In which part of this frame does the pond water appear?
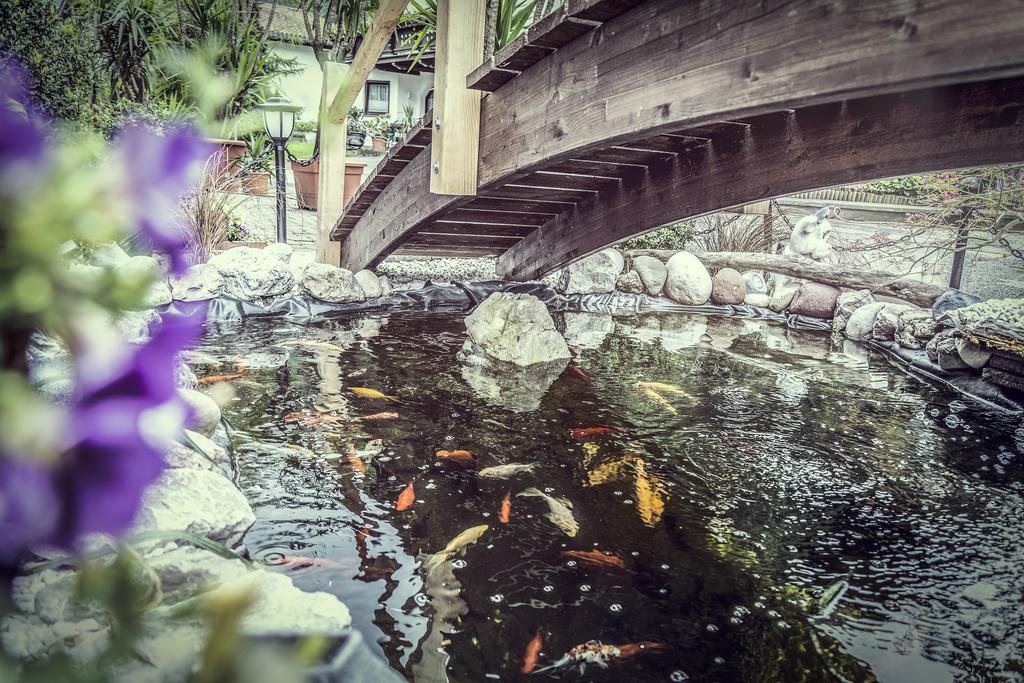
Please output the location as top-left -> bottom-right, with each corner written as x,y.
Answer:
193,309 -> 1024,682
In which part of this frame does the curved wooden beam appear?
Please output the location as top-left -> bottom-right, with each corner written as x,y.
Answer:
497,78 -> 1024,280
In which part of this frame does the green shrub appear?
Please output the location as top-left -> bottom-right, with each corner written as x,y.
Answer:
621,221 -> 699,250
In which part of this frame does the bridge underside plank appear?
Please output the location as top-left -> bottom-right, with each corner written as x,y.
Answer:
497,78 -> 1024,280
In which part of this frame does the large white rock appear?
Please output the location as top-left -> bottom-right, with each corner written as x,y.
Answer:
632,255 -> 668,296
115,309 -> 160,344
355,269 -> 383,298
768,283 -> 799,312
144,544 -> 251,605
170,264 -> 224,302
844,301 -> 888,341
133,468 -> 255,547
299,263 -> 365,303
379,274 -> 394,296
164,430 -> 228,473
116,255 -> 172,308
179,389 -> 221,438
663,251 -> 712,305
462,292 -> 570,366
263,242 -> 293,264
871,303 -> 912,341
209,247 -> 295,300
90,241 -> 131,268
556,249 -> 624,295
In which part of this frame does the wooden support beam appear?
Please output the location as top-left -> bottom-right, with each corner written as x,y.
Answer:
430,0 -> 486,195
496,78 -> 1024,281
624,251 -> 950,307
316,61 -> 348,266
326,0 -> 410,122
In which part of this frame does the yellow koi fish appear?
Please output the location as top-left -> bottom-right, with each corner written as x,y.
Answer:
424,524 -> 489,572
349,387 -> 400,402
277,339 -> 346,352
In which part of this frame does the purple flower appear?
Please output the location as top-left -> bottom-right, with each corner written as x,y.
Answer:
0,59 -> 46,188
0,454 -> 60,566
115,125 -> 212,275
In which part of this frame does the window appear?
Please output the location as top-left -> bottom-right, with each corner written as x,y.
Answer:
365,81 -> 390,115
424,89 -> 434,113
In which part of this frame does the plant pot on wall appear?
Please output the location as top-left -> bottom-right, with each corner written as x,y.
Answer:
205,138 -> 247,180
371,136 -> 387,153
347,130 -> 366,151
290,160 -> 367,212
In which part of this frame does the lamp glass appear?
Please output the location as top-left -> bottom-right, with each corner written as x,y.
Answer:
258,97 -> 301,142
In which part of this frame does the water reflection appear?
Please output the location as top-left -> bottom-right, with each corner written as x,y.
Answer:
195,310 -> 1024,683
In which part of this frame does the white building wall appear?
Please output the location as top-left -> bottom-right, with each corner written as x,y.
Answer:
270,41 -> 434,125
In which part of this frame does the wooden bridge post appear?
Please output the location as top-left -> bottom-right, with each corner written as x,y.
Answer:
429,0 -> 487,196
316,61 -> 348,267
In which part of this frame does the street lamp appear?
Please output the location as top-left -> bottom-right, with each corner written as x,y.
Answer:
257,96 -> 302,243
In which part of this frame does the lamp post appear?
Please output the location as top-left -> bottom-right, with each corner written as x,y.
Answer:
257,96 -> 302,244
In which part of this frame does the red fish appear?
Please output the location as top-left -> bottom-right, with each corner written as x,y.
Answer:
522,628 -> 543,674
570,426 -> 624,440
568,366 -> 591,382
499,491 -> 512,524
436,449 -> 478,464
198,372 -> 245,385
396,480 -> 416,511
561,549 -> 625,570
617,642 -> 668,658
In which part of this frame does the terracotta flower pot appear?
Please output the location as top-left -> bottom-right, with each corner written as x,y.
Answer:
218,241 -> 267,250
205,138 -> 247,180
371,136 -> 387,153
290,160 -> 367,212
241,171 -> 270,196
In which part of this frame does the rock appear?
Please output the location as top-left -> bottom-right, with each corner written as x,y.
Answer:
461,292 -> 570,367
768,283 -> 799,313
632,255 -> 668,296
740,270 -> 769,295
115,309 -> 160,344
164,430 -> 228,473
982,367 -> 1024,393
956,337 -> 992,369
832,289 -> 875,335
209,247 -> 295,300
263,242 -> 293,263
354,269 -> 383,298
38,378 -> 75,404
936,336 -> 970,371
556,249 -> 623,295
179,389 -> 220,438
990,352 -> 1024,375
615,270 -> 644,294
603,249 -> 625,274
845,301 -> 888,341
709,268 -> 746,305
90,242 -> 131,268
560,312 -> 614,351
175,358 -> 197,390
169,264 -> 224,302
299,263 -> 365,303
939,298 -> 1024,356
288,251 -> 315,280
379,275 -> 393,296
663,251 -> 712,305
895,309 -> 940,349
787,282 -> 840,319
133,468 -> 255,548
144,544 -> 251,605
871,304 -> 913,341
116,255 -> 172,308
931,289 -> 981,319
66,262 -> 107,288
744,293 -> 770,308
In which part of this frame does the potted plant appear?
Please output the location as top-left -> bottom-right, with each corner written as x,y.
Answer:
347,107 -> 367,151
368,115 -> 390,154
219,215 -> 267,250
239,133 -> 272,196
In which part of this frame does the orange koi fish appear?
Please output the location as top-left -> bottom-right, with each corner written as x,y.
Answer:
522,628 -> 543,674
198,372 -> 245,385
347,447 -> 366,473
396,480 -> 416,511
264,555 -> 348,570
354,411 -> 400,421
570,426 -> 624,440
499,492 -> 512,524
536,641 -> 666,673
436,449 -> 478,464
567,366 -> 591,382
560,549 -> 625,570
282,411 -> 343,427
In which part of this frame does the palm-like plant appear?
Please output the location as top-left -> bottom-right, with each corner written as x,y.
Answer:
402,0 -> 536,68
90,0 -> 171,102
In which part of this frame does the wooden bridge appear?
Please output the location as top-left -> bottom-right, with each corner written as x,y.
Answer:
314,0 -> 1024,281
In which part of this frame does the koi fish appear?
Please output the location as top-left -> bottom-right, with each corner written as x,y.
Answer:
535,641 -> 666,674
517,488 -> 579,537
396,480 -> 416,511
353,411 -> 400,421
349,387 -> 400,402
282,411 -> 344,426
278,339 -> 345,352
567,366 -> 591,382
263,555 -> 349,570
635,381 -> 695,401
570,426 -> 624,440
198,372 -> 245,385
347,447 -> 366,474
561,549 -> 625,570
478,463 -> 538,479
436,449 -> 478,464
423,524 -> 489,572
499,492 -> 512,524
639,386 -> 679,415
522,628 -> 543,674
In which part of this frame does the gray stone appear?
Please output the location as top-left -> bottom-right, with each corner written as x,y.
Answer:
179,389 -> 220,438
38,378 -> 75,404
663,251 -> 712,304
982,367 -> 1024,392
175,358 -> 197,390
956,337 -> 992,369
354,269 -> 383,298
209,247 -> 295,300
895,309 -> 939,349
144,544 -> 251,605
170,264 -> 224,302
556,249 -> 623,295
788,282 -> 840,318
709,268 -> 746,305
632,255 -> 668,296
116,255 -> 172,308
379,274 -> 393,296
768,283 -> 799,313
461,292 -> 570,367
990,352 -> 1024,375
165,430 -> 228,473
90,242 -> 131,268
116,309 -> 160,343
740,270 -> 769,295
133,468 -> 255,547
263,242 -> 293,263
288,251 -> 315,280
931,289 -> 982,319
616,270 -> 645,294
832,289 -> 875,335
744,293 -> 771,308
940,298 -> 1024,352
299,263 -> 365,303
871,304 -> 913,341
845,301 -> 888,341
